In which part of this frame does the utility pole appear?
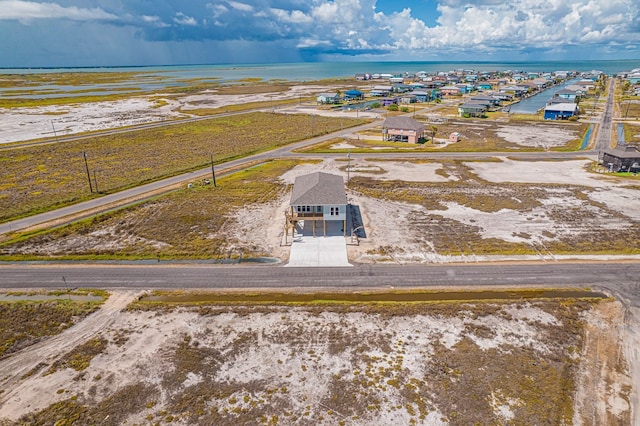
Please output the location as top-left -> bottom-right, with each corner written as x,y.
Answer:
347,150 -> 351,184
51,121 -> 59,143
210,154 -> 217,187
83,151 -> 93,193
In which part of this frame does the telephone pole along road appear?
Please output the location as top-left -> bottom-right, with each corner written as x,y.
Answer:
0,78 -> 615,236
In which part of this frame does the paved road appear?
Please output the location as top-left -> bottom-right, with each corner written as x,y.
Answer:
593,78 -> 616,153
1,262 -> 639,304
0,79 -> 615,236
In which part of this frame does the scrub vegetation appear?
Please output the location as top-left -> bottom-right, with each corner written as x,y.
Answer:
6,292 -> 630,425
297,118 -> 589,153
0,160 -> 301,260
350,163 -> 640,256
0,112 -> 367,223
0,290 -> 107,358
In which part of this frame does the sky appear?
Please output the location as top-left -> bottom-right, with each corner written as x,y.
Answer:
0,0 -> 639,67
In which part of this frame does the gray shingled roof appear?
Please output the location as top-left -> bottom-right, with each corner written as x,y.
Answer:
382,116 -> 425,131
604,145 -> 640,159
290,172 -> 347,206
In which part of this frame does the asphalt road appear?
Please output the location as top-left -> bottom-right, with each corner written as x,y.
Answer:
1,262 -> 639,305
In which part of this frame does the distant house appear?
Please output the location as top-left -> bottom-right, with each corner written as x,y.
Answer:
355,73 -> 370,81
554,89 -> 579,101
392,84 -> 411,93
458,103 -> 488,117
289,172 -> 347,237
470,94 -> 501,107
600,145 -> 640,172
344,90 -> 364,101
399,94 -> 417,104
440,85 -> 462,96
317,93 -> 341,105
412,90 -> 432,103
544,103 -> 579,120
380,97 -> 398,107
382,116 -> 425,143
370,85 -> 392,97
477,83 -> 493,91
627,73 -> 640,85
501,85 -> 529,97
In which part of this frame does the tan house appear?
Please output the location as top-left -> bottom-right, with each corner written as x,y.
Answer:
289,172 -> 347,237
382,116 -> 425,143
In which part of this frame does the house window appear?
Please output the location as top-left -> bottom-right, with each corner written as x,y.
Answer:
297,206 -> 311,213
330,207 -> 340,216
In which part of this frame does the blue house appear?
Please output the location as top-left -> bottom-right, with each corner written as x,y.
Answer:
412,90 -> 432,102
544,103 -> 579,120
344,90 -> 364,101
554,89 -> 578,101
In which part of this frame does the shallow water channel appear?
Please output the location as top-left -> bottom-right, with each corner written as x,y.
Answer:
507,78 -> 581,114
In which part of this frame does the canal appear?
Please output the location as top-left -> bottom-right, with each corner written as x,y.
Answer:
506,78 -> 581,114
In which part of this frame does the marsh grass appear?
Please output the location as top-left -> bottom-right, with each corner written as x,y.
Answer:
0,112 -> 367,222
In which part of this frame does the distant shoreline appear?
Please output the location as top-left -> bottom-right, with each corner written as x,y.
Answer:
1,59 -> 638,79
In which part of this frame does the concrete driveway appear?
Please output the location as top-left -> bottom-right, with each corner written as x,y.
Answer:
286,220 -> 351,267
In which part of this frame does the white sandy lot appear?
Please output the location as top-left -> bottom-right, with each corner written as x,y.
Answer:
0,292 -> 630,424
0,85 -> 380,144
260,157 -> 640,264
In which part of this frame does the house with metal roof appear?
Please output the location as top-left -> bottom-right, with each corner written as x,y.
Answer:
344,90 -> 364,101
317,93 -> 341,104
382,116 -> 425,143
289,172 -> 347,237
543,103 -> 579,120
458,102 -> 488,117
554,89 -> 579,101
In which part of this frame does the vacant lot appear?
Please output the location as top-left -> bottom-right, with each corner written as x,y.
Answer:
0,290 -> 107,358
298,118 -> 590,153
0,290 -> 631,425
0,113 -> 366,222
3,158 -> 638,263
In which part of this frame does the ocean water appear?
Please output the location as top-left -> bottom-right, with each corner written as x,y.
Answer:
1,60 -> 638,94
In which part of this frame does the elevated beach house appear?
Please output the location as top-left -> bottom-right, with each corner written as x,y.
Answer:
382,116 -> 425,143
289,172 -> 347,237
317,93 -> 341,105
543,103 -> 579,120
600,145 -> 640,172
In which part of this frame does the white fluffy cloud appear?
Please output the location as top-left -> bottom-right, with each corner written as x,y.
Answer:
1,0 -> 639,66
0,0 -> 118,21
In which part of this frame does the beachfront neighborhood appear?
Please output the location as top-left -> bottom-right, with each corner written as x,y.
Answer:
316,68 -> 640,122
